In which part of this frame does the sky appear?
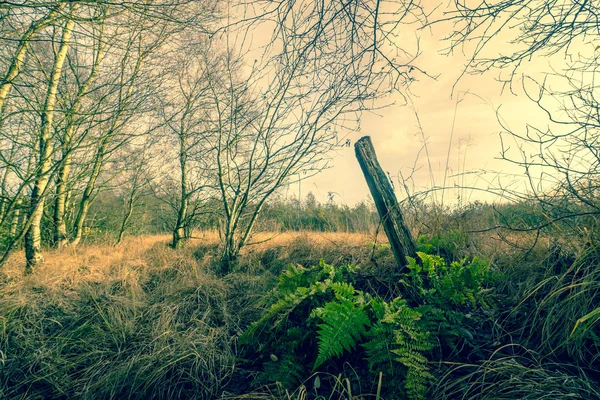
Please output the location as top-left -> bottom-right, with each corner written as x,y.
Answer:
288,3 -> 586,207
233,0 -> 597,207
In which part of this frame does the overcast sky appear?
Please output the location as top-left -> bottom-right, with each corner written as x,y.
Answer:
293,4 -> 589,207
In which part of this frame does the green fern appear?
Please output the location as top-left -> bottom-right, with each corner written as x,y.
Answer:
330,281 -> 358,300
393,340 -> 433,400
362,298 -> 401,387
240,257 -> 466,398
363,297 -> 433,400
241,279 -> 331,344
313,290 -> 370,369
407,252 -> 490,309
256,352 -> 306,388
277,261 -> 336,294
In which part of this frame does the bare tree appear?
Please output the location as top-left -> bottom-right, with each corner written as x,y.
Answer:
436,0 -> 600,240
0,0 -> 221,269
52,9 -> 109,248
24,4 -> 78,270
158,48 -> 217,249
114,137 -> 157,244
1,0 -> 424,271
68,27 -> 159,247
208,0 -> 427,273
0,3 -> 67,117
438,0 -> 600,84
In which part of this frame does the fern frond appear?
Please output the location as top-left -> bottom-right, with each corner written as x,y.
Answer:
277,264 -> 314,295
363,320 -> 395,373
363,296 -> 434,400
393,328 -> 434,400
330,282 -> 355,300
256,353 -> 307,388
241,285 -> 318,342
313,298 -> 370,369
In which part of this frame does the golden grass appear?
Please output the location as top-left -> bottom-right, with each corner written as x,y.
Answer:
2,234 -> 170,286
1,229 -> 598,399
1,231 -> 386,287
244,231 -> 379,249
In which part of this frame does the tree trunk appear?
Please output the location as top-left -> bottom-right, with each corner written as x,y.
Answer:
24,13 -> 76,271
219,230 -> 238,276
117,195 -> 134,245
354,136 -> 417,270
9,199 -> 21,237
53,156 -> 71,247
53,28 -> 105,248
0,199 -> 5,224
0,5 -> 64,115
172,137 -> 189,249
0,141 -> 18,224
71,148 -> 103,247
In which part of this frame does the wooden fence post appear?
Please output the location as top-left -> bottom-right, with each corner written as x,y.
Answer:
355,136 -> 417,269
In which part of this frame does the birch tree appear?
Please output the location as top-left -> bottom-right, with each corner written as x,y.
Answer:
0,0 -> 220,269
24,4 -> 77,270
160,53 -> 217,249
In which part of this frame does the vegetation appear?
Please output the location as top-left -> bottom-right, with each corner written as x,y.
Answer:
1,214 -> 599,398
2,0 -> 600,399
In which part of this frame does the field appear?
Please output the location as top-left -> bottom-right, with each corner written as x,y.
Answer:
1,228 -> 599,399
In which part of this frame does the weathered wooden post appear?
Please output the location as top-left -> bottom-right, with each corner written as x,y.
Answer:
355,136 -> 417,269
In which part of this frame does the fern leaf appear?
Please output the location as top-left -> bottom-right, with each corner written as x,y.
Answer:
330,282 -> 355,300
313,298 -> 370,369
363,320 -> 395,373
241,286 -> 315,343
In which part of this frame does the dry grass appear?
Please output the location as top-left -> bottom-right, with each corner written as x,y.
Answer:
0,231 -> 391,400
239,231 -> 388,273
2,234 -> 170,284
0,230 -> 384,296
431,350 -> 600,400
2,229 -> 598,399
0,233 -> 228,400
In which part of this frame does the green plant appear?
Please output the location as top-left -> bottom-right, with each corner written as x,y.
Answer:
362,297 -> 434,399
240,260 -> 434,399
509,245 -> 600,368
405,252 -> 491,309
400,252 -> 497,362
312,282 -> 370,369
431,352 -> 600,400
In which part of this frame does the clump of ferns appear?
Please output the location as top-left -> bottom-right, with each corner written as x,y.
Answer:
401,251 -> 498,362
240,260 -> 435,400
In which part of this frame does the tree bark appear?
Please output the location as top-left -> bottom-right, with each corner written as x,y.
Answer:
25,12 -> 76,271
172,136 -> 189,249
71,144 -> 104,247
53,158 -> 70,247
354,136 -> 417,270
9,199 -> 21,237
53,26 -> 106,248
117,195 -> 135,245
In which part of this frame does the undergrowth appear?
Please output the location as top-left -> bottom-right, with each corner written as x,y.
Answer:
0,243 -> 272,399
1,230 -> 600,399
239,246 -> 495,399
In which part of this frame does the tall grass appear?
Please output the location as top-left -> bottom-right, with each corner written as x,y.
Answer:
0,232 -> 383,399
1,236 -> 242,399
431,350 -> 600,399
1,226 -> 599,399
